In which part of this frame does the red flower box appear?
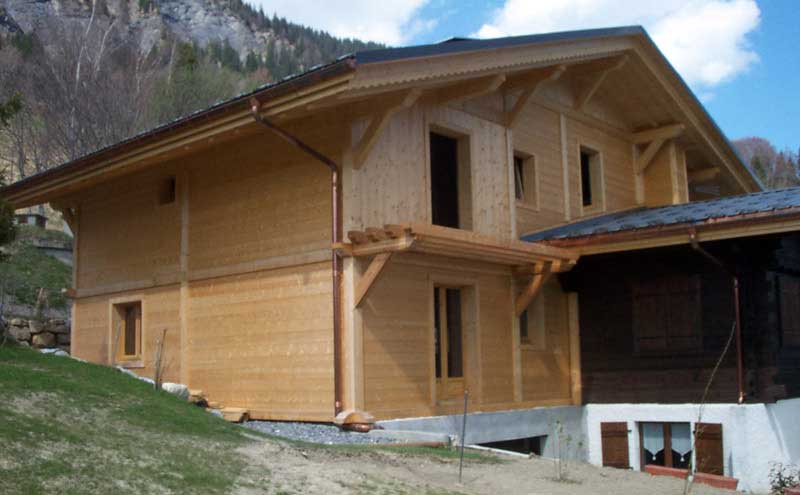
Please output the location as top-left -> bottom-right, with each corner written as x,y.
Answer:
645,465 -> 688,479
644,465 -> 739,491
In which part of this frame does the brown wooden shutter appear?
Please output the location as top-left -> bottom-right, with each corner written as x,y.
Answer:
601,422 -> 630,469
695,423 -> 723,475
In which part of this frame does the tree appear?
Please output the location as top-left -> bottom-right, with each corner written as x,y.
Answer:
0,95 -> 19,249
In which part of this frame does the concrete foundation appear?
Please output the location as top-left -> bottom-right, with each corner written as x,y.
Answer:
377,398 -> 800,493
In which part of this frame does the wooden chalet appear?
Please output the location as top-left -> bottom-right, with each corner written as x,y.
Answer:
4,26 -> 797,489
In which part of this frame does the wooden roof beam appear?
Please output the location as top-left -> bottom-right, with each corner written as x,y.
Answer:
353,88 -> 422,170
354,252 -> 393,308
636,138 -> 666,174
574,54 -> 628,111
505,65 -> 566,128
436,73 -> 506,106
689,167 -> 721,183
633,123 -> 685,144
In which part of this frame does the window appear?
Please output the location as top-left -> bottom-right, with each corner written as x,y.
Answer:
632,275 -> 701,353
434,287 -> 463,379
159,176 -> 176,205
114,302 -> 142,361
430,131 -> 471,229
640,422 -> 692,470
777,274 -> 800,348
514,152 -> 537,207
579,147 -> 602,210
519,289 -> 546,350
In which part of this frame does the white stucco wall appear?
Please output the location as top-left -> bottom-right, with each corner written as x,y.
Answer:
583,398 -> 800,492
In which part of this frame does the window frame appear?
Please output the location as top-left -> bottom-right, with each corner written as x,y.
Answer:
426,122 -> 474,231
513,151 -> 539,211
109,296 -> 145,368
577,144 -> 605,215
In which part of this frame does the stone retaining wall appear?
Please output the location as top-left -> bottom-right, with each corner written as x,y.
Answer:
3,317 -> 70,352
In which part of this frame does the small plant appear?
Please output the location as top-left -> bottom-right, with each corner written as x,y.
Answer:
551,418 -> 580,483
769,462 -> 800,495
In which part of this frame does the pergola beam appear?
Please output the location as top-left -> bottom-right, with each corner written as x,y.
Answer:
354,252 -> 393,308
689,167 -> 721,183
633,123 -> 685,144
515,260 -> 560,317
636,138 -> 666,174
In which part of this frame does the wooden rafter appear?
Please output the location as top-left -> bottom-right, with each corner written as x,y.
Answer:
574,55 -> 628,111
633,123 -> 685,144
354,252 -> 393,308
505,65 -> 566,128
689,167 -> 720,183
436,73 -> 506,106
353,88 -> 422,170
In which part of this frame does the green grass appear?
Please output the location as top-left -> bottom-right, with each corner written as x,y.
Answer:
0,344 -> 249,495
0,241 -> 72,310
0,344 -> 498,494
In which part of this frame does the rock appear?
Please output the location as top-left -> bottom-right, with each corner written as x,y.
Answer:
161,382 -> 190,400
28,320 -> 45,334
17,341 -> 30,347
116,366 -> 156,385
221,407 -> 249,423
7,325 -> 31,343
51,325 -> 70,335
58,345 -> 70,354
32,332 -> 56,348
56,333 -> 70,345
49,319 -> 67,326
207,409 -> 223,418
40,348 -> 69,357
10,318 -> 25,327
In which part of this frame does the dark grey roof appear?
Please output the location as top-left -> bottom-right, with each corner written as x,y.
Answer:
354,26 -> 645,64
522,187 -> 800,242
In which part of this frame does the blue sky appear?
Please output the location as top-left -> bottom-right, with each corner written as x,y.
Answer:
251,0 -> 797,150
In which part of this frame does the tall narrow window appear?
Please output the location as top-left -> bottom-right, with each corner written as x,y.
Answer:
514,155 -> 525,200
519,288 -> 546,349
115,302 -> 142,361
159,176 -> 176,205
580,149 -> 594,207
430,131 -> 471,229
514,152 -> 537,207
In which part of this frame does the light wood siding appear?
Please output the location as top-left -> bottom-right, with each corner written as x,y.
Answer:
77,167 -> 181,291
351,103 -> 512,239
187,262 -> 333,421
644,144 -> 675,207
72,286 -> 182,383
521,280 -> 573,401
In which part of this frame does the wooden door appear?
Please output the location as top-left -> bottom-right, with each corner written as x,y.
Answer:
434,286 -> 465,402
695,423 -> 724,475
601,422 -> 630,469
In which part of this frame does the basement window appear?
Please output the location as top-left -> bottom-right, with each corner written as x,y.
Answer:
579,147 -> 602,211
114,301 -> 142,362
480,436 -> 547,456
430,131 -> 472,230
640,422 -> 692,470
159,176 -> 176,205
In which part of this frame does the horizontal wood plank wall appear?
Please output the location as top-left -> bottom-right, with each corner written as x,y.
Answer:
521,280 -> 573,402
479,271 -> 515,404
187,262 -> 333,421
76,166 -> 181,290
644,144 -> 675,207
72,285 -> 182,383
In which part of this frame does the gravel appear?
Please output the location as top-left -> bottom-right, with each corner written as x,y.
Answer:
242,421 -> 402,445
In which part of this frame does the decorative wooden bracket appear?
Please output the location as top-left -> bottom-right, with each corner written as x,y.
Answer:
505,65 -> 566,128
354,252 -> 393,308
51,203 -> 78,231
515,260 -> 564,317
574,55 -> 628,111
634,123 -> 686,174
436,73 -> 506,106
353,88 -> 422,170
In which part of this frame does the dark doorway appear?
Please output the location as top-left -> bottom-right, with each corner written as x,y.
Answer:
430,132 -> 460,228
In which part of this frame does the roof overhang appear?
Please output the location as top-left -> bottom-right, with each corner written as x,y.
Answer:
540,207 -> 800,256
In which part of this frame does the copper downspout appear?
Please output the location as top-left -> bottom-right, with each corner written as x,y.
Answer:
250,99 -> 345,416
688,230 -> 745,404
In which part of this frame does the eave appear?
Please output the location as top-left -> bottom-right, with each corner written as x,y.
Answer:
541,207 -> 800,256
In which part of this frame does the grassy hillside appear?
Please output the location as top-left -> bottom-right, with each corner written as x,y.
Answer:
0,344 -> 250,494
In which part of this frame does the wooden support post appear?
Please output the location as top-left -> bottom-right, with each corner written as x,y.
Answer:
353,88 -> 422,169
354,252 -> 392,308
575,55 -> 628,111
515,261 -> 553,317
179,170 -> 190,385
505,66 -> 566,128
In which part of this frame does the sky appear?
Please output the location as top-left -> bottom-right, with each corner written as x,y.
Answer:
248,0 -> 798,151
